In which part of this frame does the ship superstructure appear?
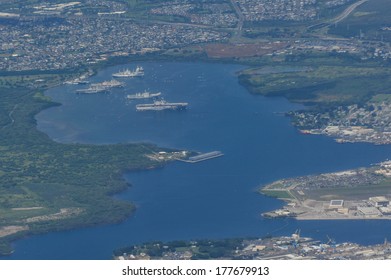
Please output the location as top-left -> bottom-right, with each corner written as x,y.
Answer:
65,78 -> 90,85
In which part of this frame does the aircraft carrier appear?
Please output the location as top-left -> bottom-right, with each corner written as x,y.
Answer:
136,99 -> 188,111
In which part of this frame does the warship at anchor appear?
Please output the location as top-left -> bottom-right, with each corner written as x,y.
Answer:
136,99 -> 188,111
112,66 -> 144,78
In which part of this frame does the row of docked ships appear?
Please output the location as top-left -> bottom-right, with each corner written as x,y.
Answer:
74,66 -> 188,111
114,66 -> 188,111
75,66 -> 144,93
127,91 -> 187,111
75,79 -> 124,94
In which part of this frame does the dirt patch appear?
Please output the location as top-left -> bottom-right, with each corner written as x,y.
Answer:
204,42 -> 288,58
0,225 -> 29,238
12,207 -> 44,211
24,208 -> 83,223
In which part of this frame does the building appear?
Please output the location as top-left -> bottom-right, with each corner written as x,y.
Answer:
329,200 -> 344,209
369,196 -> 390,207
357,206 -> 382,218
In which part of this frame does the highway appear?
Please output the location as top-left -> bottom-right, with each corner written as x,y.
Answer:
332,0 -> 369,24
229,0 -> 244,41
308,0 -> 369,31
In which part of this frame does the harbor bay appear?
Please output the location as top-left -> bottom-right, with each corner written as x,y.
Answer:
4,61 -> 391,259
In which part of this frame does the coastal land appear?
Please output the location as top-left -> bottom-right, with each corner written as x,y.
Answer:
238,66 -> 391,145
113,234 -> 391,260
0,83 -> 190,255
261,161 -> 391,220
1,0 -> 391,258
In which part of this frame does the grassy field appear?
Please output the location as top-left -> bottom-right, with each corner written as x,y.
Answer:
0,73 -> 71,89
114,0 -> 209,23
261,190 -> 294,200
370,94 -> 391,103
304,180 -> 391,201
261,174 -> 391,202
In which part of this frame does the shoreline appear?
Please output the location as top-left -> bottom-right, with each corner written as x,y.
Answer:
2,55 -> 391,257
0,79 -> 175,256
0,57 -> 239,256
261,161 -> 391,221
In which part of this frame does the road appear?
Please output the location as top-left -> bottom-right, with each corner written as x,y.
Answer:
1,104 -> 17,130
308,0 -> 369,31
229,0 -> 244,41
332,0 -> 369,24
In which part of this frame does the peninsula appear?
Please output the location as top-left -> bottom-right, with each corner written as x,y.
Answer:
0,83 -> 189,255
261,161 -> 391,220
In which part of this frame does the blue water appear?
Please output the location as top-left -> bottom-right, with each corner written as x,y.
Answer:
4,62 -> 391,259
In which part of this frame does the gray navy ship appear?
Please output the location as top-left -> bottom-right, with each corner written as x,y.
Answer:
126,91 -> 161,100
113,66 -> 144,78
136,99 -> 188,111
76,85 -> 107,94
76,79 -> 123,94
91,79 -> 124,88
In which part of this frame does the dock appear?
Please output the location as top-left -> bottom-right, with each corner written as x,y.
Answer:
177,151 -> 224,163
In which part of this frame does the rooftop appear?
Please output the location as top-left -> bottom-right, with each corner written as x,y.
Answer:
329,200 -> 344,207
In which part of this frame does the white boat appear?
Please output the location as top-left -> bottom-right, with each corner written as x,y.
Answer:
65,78 -> 90,85
126,91 -> 161,100
113,66 -> 144,78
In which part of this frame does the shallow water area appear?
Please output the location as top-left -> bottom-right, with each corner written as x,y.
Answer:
4,62 -> 391,259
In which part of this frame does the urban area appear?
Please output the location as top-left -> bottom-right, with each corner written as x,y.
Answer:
1,0 -> 391,72
291,100 -> 391,144
114,231 -> 391,260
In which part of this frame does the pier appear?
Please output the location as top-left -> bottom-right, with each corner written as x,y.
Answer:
177,151 -> 224,163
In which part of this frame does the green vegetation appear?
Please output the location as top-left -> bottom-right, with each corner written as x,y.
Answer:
114,0 -> 232,23
370,94 -> 391,103
242,0 -> 357,38
114,238 -> 245,259
261,190 -> 294,200
239,63 -> 391,106
0,84 -> 168,255
114,0 -> 188,22
304,179 -> 391,201
0,73 -> 70,89
328,0 -> 391,42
